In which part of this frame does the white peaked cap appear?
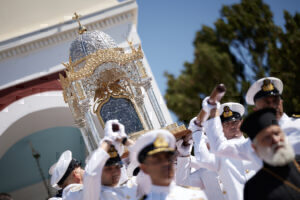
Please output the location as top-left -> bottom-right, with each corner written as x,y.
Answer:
50,150 -> 72,189
219,102 -> 245,117
130,129 -> 175,164
246,77 -> 283,105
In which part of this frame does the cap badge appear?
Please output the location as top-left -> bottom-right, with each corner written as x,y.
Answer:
153,134 -> 169,148
108,146 -> 118,158
223,106 -> 233,118
262,79 -> 274,92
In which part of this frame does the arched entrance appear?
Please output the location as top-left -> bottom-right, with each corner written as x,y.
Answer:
0,91 -> 86,199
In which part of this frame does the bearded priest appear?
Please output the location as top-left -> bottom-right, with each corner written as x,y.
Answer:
241,108 -> 300,200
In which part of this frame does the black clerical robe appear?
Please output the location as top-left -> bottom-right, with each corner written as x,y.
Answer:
244,159 -> 300,200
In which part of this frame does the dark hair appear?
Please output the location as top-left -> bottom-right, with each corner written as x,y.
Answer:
57,159 -> 81,187
0,193 -> 13,200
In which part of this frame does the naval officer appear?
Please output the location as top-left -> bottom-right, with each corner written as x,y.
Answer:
60,120 -> 137,200
82,119 -> 138,200
130,129 -> 207,200
175,121 -> 226,200
246,77 -> 300,154
191,102 -> 261,200
49,150 -> 84,200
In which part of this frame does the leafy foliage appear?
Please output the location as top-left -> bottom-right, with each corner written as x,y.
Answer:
165,0 -> 299,122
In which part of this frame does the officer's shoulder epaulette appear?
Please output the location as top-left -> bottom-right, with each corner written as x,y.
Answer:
179,185 -> 202,191
292,114 -> 300,119
70,184 -> 83,192
120,179 -> 129,186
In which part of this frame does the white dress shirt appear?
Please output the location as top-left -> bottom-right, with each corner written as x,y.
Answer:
193,120 -> 261,200
204,117 -> 262,164
62,146 -> 138,200
62,184 -> 83,200
145,181 -> 207,200
279,113 -> 300,154
176,156 -> 225,200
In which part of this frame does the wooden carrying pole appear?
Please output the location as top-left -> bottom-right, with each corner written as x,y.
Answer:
195,84 -> 226,126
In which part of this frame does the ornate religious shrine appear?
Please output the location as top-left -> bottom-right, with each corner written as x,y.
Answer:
59,13 -> 187,153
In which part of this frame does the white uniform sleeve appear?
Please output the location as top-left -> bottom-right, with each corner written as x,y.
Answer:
204,117 -> 261,164
192,130 -> 219,172
175,156 -> 204,189
280,115 -> 300,154
101,191 -> 120,200
83,147 -> 110,200
176,156 -> 192,185
62,184 -> 83,200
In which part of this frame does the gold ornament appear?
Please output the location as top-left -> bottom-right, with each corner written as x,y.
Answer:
61,46 -> 144,87
59,73 -> 69,103
136,61 -> 148,78
262,79 -> 275,92
72,12 -> 87,35
108,146 -> 118,158
153,134 -> 169,148
75,82 -> 85,100
223,106 -> 233,118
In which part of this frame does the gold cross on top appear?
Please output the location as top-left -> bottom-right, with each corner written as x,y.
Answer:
72,12 -> 87,34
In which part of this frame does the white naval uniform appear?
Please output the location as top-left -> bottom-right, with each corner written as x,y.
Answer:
62,146 -> 138,200
62,180 -> 138,200
204,117 -> 262,164
49,198 -> 62,200
145,182 -> 207,200
195,118 -> 262,200
204,113 -> 300,159
176,156 -> 225,200
279,113 -> 300,154
83,147 -> 138,200
101,179 -> 137,200
62,184 -> 83,200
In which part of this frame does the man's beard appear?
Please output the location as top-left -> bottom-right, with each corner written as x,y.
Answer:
256,139 -> 295,167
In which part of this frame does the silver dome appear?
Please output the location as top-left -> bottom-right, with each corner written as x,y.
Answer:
69,31 -> 118,62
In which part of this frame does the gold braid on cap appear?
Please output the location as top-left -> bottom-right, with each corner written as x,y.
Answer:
153,134 -> 169,148
223,106 -> 233,118
262,79 -> 275,92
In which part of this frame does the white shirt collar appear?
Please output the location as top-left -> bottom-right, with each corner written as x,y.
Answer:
150,181 -> 175,194
62,183 -> 83,195
279,113 -> 289,126
229,135 -> 245,142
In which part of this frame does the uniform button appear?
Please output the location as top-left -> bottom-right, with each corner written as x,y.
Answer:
245,169 -> 249,173
223,191 -> 227,194
126,195 -> 131,199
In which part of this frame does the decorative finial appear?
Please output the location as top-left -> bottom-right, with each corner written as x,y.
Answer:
29,141 -> 40,159
127,39 -> 134,47
72,12 -> 87,34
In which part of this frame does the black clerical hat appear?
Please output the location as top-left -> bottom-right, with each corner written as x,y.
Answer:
240,108 -> 278,140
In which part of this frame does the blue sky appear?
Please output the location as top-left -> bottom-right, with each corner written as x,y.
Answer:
135,0 -> 300,121
136,0 -> 300,92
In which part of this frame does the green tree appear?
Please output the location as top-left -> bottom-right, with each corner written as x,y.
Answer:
215,0 -> 279,78
165,0 -> 298,122
269,11 -> 300,115
165,26 -> 241,123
